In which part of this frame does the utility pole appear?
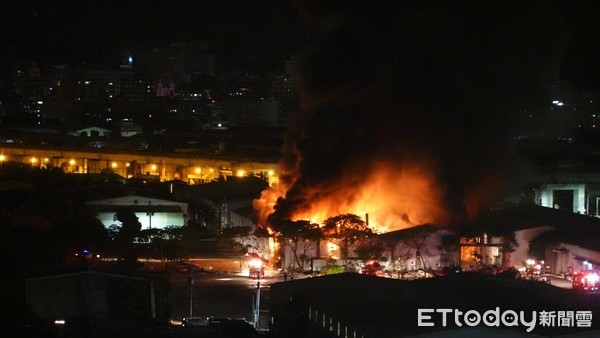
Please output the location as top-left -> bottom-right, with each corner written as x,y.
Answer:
147,200 -> 154,229
254,277 -> 261,329
189,265 -> 194,318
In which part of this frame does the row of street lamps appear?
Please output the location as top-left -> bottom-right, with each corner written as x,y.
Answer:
0,154 -> 77,168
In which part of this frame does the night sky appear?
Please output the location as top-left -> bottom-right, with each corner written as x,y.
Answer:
256,0 -> 600,228
555,0 -> 600,91
0,1 -> 599,91
0,0 -> 304,70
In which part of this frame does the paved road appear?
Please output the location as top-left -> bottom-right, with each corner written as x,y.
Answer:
168,270 -> 285,330
545,274 -> 573,289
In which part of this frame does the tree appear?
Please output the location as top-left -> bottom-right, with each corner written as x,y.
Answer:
218,226 -> 252,257
297,227 -> 322,270
437,232 -> 461,268
137,226 -> 186,261
394,225 -> 437,273
114,208 -> 142,241
381,235 -> 400,262
186,198 -> 218,229
354,236 -> 385,261
499,232 -> 518,266
322,213 -> 372,267
51,200 -> 109,269
177,225 -> 216,258
113,208 -> 142,267
270,219 -> 322,271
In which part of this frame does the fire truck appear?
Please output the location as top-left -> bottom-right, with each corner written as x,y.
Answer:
248,254 -> 265,279
360,261 -> 384,277
572,272 -> 599,293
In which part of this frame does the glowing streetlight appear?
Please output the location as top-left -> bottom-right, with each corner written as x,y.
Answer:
43,158 -> 49,163
586,273 -> 599,284
237,169 -> 246,177
30,157 -> 38,166
111,162 -> 118,168
195,167 -> 201,174
268,170 -> 274,176
0,154 -> 5,168
69,159 -> 76,166
151,164 -> 157,171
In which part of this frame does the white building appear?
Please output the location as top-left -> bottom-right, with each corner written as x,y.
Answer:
69,126 -> 112,137
86,195 -> 189,230
460,205 -> 600,273
118,121 -> 143,137
545,241 -> 600,275
539,183 -> 587,214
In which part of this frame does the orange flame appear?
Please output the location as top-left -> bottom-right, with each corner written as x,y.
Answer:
254,161 -> 460,233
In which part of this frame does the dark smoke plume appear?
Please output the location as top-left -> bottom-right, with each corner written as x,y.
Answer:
265,1 -> 566,228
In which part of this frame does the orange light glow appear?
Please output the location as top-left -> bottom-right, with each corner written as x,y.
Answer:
253,162 -> 453,232
248,258 -> 263,268
327,242 -> 339,259
268,236 -> 278,258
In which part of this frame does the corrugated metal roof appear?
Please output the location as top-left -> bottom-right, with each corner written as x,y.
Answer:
89,205 -> 183,213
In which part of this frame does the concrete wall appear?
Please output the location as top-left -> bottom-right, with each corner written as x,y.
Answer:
511,225 -> 556,267
545,242 -> 600,275
540,183 -> 587,214
27,273 -> 108,319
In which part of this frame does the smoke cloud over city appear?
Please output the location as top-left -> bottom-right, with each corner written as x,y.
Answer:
255,1 -> 565,231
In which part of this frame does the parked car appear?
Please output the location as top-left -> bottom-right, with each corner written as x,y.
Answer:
182,316 -> 210,327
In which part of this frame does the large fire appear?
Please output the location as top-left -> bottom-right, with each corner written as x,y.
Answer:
251,1 -> 558,235
253,161 -> 459,233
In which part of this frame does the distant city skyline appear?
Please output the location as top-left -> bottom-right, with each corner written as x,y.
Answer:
1,2 -> 600,91
0,0 -> 304,73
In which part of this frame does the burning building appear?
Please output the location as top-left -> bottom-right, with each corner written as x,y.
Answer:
254,1 -> 566,246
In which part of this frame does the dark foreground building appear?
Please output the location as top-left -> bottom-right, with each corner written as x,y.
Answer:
270,273 -> 600,338
25,270 -> 169,337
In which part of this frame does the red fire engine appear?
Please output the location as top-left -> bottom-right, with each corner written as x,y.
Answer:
572,272 -> 599,293
248,254 -> 266,279
360,261 -> 384,277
